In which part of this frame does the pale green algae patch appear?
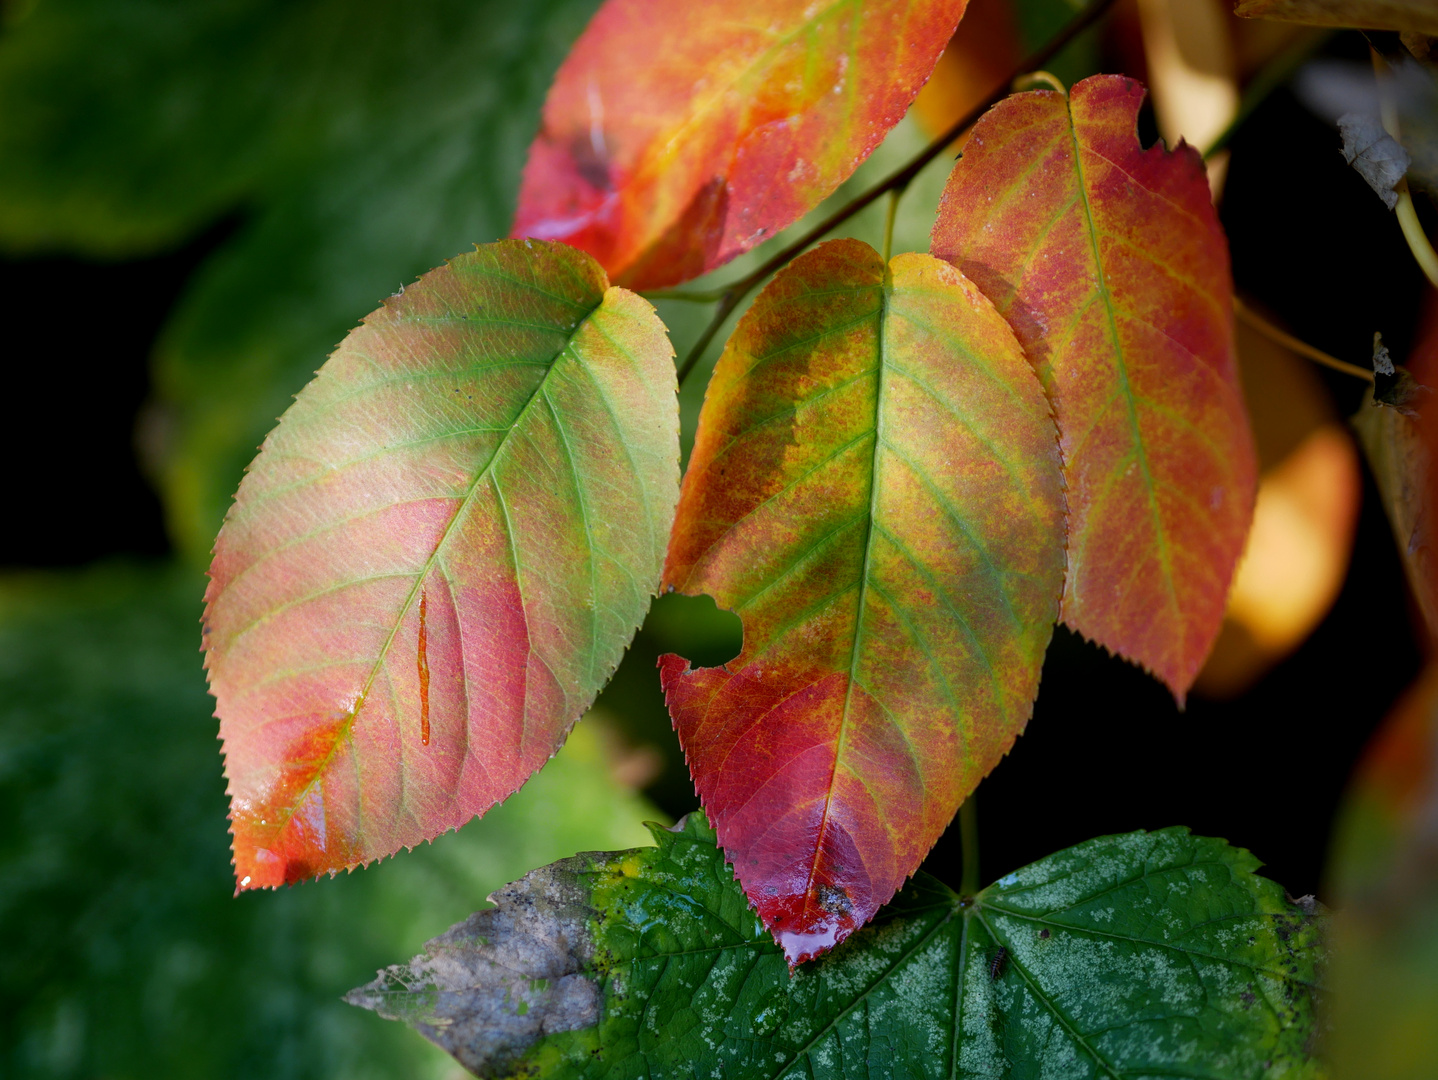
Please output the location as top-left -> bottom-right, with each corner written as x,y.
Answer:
351,817 -> 1325,1080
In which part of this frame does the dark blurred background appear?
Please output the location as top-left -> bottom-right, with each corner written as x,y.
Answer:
1,0 -> 1433,1076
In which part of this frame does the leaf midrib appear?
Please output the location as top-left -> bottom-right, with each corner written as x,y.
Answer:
263,286 -> 606,841
1062,94 -> 1183,648
799,265 -> 891,916
973,908 -> 1127,1080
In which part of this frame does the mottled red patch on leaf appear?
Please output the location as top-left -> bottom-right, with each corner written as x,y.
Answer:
931,75 -> 1256,702
512,0 -> 969,289
661,239 -> 1065,963
205,239 -> 679,890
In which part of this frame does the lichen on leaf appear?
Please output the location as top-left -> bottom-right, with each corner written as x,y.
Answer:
350,812 -> 1327,1080
205,239 -> 680,890
932,75 -> 1257,702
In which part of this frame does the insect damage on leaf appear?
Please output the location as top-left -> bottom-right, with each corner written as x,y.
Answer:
659,239 -> 1065,964
204,239 -> 680,890
1339,112 -> 1412,210
350,812 -> 1328,1080
931,74 -> 1257,703
511,0 -> 969,288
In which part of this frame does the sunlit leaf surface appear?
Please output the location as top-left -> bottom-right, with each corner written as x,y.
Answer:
931,75 -> 1256,701
512,0 -> 969,288
205,240 -> 679,888
0,564 -> 659,1080
351,812 -> 1326,1080
661,239 -> 1064,962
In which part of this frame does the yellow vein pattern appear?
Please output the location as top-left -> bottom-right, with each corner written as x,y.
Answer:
661,240 -> 1064,964
205,240 -> 678,889
932,74 -> 1255,701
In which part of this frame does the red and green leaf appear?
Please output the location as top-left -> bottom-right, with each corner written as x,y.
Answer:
931,75 -> 1256,701
512,0 -> 969,289
660,238 -> 1065,964
204,239 -> 679,890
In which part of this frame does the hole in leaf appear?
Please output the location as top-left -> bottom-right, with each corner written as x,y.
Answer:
644,592 -> 742,668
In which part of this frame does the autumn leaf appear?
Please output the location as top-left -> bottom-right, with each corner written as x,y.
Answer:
1352,384 -> 1438,642
931,75 -> 1256,701
204,239 -> 679,890
660,239 -> 1065,963
1352,289 -> 1438,644
511,0 -> 970,289
350,812 -> 1327,1080
1327,664 -> 1438,1079
1234,0 -> 1438,36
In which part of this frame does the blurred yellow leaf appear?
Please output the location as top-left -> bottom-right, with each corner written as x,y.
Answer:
1197,312 -> 1361,697
1137,0 -> 1238,192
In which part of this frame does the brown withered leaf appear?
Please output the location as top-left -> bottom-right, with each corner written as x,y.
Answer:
1236,0 -> 1438,35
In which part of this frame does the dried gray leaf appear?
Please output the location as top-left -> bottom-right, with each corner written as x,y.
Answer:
1375,331 -> 1396,375
1340,111 -> 1412,209
345,856 -> 601,1079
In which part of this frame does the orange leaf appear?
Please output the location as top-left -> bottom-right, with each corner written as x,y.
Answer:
512,0 -> 969,289
661,239 -> 1065,963
931,75 -> 1257,701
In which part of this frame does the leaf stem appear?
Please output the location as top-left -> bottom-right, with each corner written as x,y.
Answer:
641,287 -> 730,303
1233,296 -> 1375,382
1395,183 -> 1438,288
673,0 -> 1121,387
960,795 -> 979,897
881,188 -> 900,262
1012,70 -> 1067,95
1371,46 -> 1438,289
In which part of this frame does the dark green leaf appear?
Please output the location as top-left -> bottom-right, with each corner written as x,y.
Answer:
0,562 -> 658,1079
0,0 -> 600,559
351,812 -> 1326,1079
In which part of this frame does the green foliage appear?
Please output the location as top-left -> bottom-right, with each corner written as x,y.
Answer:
353,812 -> 1326,1080
0,0 -> 601,559
0,564 -> 658,1079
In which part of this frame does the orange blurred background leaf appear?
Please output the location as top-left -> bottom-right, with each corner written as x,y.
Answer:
512,0 -> 969,289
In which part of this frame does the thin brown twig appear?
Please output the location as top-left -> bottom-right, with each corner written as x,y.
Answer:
1234,296 -> 1374,382
672,0 -> 1121,386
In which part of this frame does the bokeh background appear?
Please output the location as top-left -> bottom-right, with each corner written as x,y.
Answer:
2,0 -> 1435,1076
